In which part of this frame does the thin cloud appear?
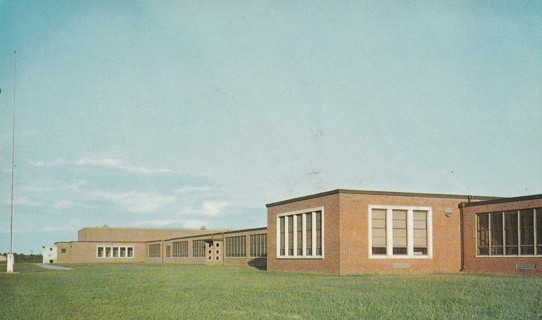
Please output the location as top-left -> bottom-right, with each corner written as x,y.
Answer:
86,190 -> 177,213
180,201 -> 228,217
28,158 -> 175,175
174,186 -> 214,194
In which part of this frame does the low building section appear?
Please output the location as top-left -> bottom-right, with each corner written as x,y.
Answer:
266,189 -> 496,275
146,227 -> 267,268
461,194 -> 542,275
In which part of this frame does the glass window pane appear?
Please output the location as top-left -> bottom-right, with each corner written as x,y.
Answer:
477,214 -> 489,255
371,209 -> 387,255
504,211 -> 518,255
392,210 -> 407,255
490,213 -> 503,255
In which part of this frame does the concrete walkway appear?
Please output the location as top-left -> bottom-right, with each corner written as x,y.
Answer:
34,263 -> 73,270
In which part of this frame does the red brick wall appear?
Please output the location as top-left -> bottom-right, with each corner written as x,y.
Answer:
339,193 -> 465,274
267,193 -> 341,274
462,197 -> 542,275
267,191 -> 474,274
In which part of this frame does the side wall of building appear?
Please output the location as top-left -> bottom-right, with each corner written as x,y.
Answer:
56,242 -> 146,263
339,193 -> 465,274
267,193 -> 341,274
462,197 -> 542,275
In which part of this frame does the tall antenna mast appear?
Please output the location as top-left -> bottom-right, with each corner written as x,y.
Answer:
7,50 -> 16,272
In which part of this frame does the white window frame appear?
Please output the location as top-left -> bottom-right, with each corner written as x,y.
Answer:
368,205 -> 433,259
96,246 -> 134,259
276,207 -> 324,259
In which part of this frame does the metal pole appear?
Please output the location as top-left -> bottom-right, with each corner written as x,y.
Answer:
7,50 -> 16,273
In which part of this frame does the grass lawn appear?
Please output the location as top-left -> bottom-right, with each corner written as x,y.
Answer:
1,263 -> 541,319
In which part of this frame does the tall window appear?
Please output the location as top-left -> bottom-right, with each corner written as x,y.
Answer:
148,244 -> 161,258
288,217 -> 294,256
226,236 -> 246,257
504,212 -> 518,255
537,209 -> 542,254
413,210 -> 428,255
277,208 -> 324,258
371,209 -> 387,255
392,210 -> 407,255
250,234 -> 267,257
369,206 -> 431,258
490,212 -> 503,255
520,210 -> 534,255
279,217 -> 285,256
173,241 -> 188,257
193,240 -> 205,258
315,211 -> 322,256
296,215 -> 303,256
477,209 -> 542,256
477,214 -> 489,255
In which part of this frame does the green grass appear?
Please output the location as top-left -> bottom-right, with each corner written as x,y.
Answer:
1,264 -> 541,319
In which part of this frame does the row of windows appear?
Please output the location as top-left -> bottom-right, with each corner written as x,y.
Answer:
370,207 -> 430,257
477,208 -> 542,256
193,240 -> 206,258
277,209 -> 323,258
250,234 -> 267,257
97,246 -> 134,258
226,236 -> 246,257
173,241 -> 188,257
148,244 -> 161,258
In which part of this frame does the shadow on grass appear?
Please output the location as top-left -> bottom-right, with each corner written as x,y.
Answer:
247,257 -> 267,271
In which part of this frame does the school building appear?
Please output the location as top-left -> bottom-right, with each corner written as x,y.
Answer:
46,189 -> 542,276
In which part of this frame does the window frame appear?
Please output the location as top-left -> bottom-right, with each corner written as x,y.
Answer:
276,207 -> 325,259
368,205 -> 433,259
96,246 -> 134,259
475,208 -> 541,258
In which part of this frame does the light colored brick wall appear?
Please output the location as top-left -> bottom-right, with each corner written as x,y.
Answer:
462,197 -> 542,275
78,227 -> 218,242
56,242 -> 146,263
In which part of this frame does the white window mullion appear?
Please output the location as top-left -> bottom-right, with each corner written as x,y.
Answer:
386,209 -> 393,257
302,214 -> 307,257
312,211 -> 317,257
407,209 -> 414,256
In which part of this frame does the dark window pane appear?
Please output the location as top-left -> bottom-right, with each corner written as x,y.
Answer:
490,213 -> 503,255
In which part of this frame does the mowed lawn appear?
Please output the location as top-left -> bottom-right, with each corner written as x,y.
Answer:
1,263 -> 541,319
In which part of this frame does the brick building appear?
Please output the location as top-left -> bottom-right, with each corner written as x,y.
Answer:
461,194 -> 542,275
49,189 -> 542,276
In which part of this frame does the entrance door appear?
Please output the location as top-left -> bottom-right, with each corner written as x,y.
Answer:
205,241 -> 223,265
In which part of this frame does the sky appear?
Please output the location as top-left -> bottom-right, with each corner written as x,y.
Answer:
0,1 -> 540,253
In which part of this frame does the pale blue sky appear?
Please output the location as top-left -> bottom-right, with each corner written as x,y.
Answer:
0,1 -> 540,253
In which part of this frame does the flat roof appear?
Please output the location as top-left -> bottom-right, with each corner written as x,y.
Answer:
147,226 -> 268,243
266,189 -> 499,208
462,193 -> 542,207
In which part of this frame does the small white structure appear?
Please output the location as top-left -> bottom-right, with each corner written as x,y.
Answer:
42,245 -> 57,264
7,253 -> 14,272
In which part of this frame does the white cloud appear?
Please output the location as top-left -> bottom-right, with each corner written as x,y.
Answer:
181,219 -> 208,229
28,158 -> 175,175
180,201 -> 228,217
174,186 -> 214,194
86,190 -> 177,213
132,219 -> 181,227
